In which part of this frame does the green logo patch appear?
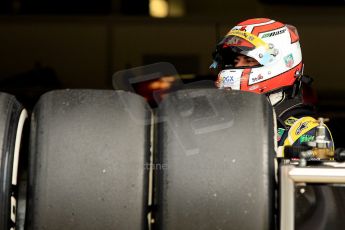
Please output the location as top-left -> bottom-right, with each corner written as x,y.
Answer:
277,128 -> 285,142
284,54 -> 294,68
299,134 -> 315,144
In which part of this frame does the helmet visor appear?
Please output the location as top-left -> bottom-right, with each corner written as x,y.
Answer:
221,35 -> 256,51
219,30 -> 277,66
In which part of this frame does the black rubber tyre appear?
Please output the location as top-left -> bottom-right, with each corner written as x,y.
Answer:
0,93 -> 26,230
27,90 -> 151,230
155,89 -> 276,230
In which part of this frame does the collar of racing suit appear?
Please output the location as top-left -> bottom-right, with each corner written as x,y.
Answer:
272,91 -> 315,128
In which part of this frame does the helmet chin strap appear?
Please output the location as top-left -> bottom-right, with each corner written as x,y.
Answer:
267,91 -> 285,106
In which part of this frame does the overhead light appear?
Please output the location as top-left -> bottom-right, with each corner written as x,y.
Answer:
149,0 -> 169,18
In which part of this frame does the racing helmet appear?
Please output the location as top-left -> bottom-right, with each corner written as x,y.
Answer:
211,18 -> 303,95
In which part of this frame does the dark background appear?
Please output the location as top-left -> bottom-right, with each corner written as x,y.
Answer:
0,0 -> 344,145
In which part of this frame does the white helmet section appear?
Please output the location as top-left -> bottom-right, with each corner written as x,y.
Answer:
216,69 -> 242,90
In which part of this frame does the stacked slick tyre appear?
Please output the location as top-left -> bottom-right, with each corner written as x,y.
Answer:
26,90 -> 151,230
154,89 -> 276,230
0,93 -> 27,230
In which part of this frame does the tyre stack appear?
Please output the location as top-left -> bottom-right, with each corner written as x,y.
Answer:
0,89 -> 276,230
